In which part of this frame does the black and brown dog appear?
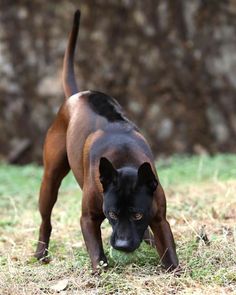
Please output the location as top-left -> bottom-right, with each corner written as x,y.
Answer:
35,10 -> 179,272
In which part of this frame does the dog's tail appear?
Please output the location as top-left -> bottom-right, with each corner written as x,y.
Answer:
62,10 -> 80,98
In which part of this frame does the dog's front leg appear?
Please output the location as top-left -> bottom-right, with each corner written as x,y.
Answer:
150,218 -> 179,271
80,198 -> 107,272
150,185 -> 179,271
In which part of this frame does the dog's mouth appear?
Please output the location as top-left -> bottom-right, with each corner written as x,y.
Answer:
113,245 -> 138,253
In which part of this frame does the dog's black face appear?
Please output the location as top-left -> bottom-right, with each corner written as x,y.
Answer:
99,157 -> 158,252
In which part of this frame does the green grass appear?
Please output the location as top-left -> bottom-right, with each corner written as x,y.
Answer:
0,154 -> 236,294
157,154 -> 236,186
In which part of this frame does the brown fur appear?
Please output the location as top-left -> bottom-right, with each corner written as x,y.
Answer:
35,10 -> 179,272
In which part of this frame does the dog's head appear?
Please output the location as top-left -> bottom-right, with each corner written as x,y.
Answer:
99,157 -> 158,252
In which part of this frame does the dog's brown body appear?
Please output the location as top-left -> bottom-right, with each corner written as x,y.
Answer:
35,10 -> 179,272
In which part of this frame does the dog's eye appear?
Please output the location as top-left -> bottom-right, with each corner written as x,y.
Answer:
109,211 -> 118,220
132,213 -> 143,220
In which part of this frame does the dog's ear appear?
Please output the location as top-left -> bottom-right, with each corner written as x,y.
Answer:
137,162 -> 158,193
99,157 -> 118,190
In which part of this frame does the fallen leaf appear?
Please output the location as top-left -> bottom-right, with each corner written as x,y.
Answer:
50,279 -> 69,292
223,208 -> 236,220
211,207 -> 219,219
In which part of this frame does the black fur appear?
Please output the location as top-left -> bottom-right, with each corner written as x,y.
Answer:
88,91 -> 128,122
99,157 -> 157,252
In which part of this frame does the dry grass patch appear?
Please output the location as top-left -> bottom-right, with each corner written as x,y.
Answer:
0,155 -> 236,294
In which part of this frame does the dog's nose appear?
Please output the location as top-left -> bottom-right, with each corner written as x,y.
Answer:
114,239 -> 132,252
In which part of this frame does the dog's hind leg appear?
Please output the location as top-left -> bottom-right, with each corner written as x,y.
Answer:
35,110 -> 70,262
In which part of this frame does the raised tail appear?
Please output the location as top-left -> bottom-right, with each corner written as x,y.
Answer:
62,9 -> 80,98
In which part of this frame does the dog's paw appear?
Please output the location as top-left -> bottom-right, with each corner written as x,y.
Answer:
98,260 -> 108,268
172,265 -> 183,276
92,260 -> 109,275
34,245 -> 51,264
164,264 -> 183,276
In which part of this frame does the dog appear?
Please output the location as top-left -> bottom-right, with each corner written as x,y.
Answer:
35,10 -> 179,272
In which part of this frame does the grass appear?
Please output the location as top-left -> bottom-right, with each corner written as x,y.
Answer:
0,154 -> 235,294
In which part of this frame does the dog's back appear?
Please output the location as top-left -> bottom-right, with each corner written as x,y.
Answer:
63,88 -> 154,191
60,11 -> 155,188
